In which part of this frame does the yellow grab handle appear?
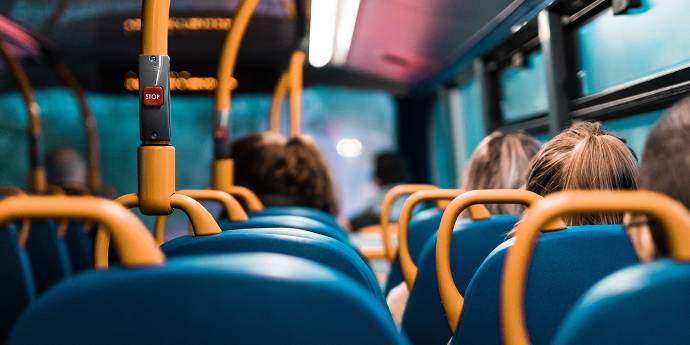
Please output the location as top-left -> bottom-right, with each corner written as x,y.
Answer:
269,71 -> 290,132
153,189 -> 249,243
381,184 -> 437,262
1,196 -> 163,267
211,159 -> 264,211
398,189 -> 491,288
141,0 -> 170,55
501,190 -> 690,345
214,0 -> 259,112
288,51 -> 305,137
436,189 -> 566,332
95,193 -> 221,268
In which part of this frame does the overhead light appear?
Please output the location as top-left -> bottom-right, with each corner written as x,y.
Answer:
308,0 -> 361,68
336,138 -> 363,158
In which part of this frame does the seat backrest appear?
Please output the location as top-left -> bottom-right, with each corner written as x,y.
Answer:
401,215 -> 517,345
64,222 -> 94,273
250,206 -> 343,232
384,208 -> 443,295
0,225 -> 35,342
24,220 -> 72,294
219,215 -> 349,243
8,253 -> 407,345
161,228 -> 384,304
453,225 -> 637,345
553,259 -> 690,345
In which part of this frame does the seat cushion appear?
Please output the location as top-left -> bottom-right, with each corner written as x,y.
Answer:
0,226 -> 35,341
219,215 -> 349,243
161,228 -> 384,304
24,221 -> 72,294
8,253 -> 407,345
453,225 -> 637,345
402,215 -> 517,345
554,260 -> 690,345
64,222 -> 94,273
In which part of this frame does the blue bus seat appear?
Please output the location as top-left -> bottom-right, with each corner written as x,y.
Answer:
161,228 -> 384,304
7,253 -> 408,345
402,214 -> 517,345
64,222 -> 94,273
219,215 -> 349,243
453,225 -> 637,345
24,221 -> 72,294
384,208 -> 444,295
249,206 -> 343,233
554,260 -> 690,345
0,225 -> 35,342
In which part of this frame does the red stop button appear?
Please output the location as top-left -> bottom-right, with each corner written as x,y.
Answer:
142,86 -> 164,107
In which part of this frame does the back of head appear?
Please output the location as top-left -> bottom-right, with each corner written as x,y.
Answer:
526,121 -> 638,225
45,147 -> 87,190
232,131 -> 288,198
461,131 -> 540,215
637,98 -> 690,256
375,152 -> 409,186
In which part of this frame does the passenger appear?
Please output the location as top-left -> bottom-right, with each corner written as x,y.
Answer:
386,130 -> 540,326
624,99 -> 690,262
350,152 -> 410,231
45,147 -> 87,194
232,132 -> 340,216
524,121 -> 638,226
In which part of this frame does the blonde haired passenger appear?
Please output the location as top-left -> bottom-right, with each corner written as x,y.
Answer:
387,130 -> 540,326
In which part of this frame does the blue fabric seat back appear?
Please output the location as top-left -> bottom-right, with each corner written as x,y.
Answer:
64,222 -> 94,273
554,260 -> 690,345
384,208 -> 443,295
402,215 -> 517,345
161,228 -> 384,304
250,206 -> 343,233
24,221 -> 72,294
0,225 -> 35,342
453,225 -> 637,345
8,253 -> 407,345
219,215 -> 349,243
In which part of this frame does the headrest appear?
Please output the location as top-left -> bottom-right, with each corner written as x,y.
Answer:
219,214 -> 348,242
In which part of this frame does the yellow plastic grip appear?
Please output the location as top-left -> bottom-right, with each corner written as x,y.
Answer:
501,190 -> 690,345
398,189 -> 491,289
380,184 -> 438,262
1,196 -> 164,267
211,158 -> 264,211
436,189 -> 567,332
94,193 -> 221,268
141,0 -> 170,55
269,71 -> 290,132
138,145 -> 175,215
288,51 -> 305,137
214,0 -> 260,112
153,189 -> 249,243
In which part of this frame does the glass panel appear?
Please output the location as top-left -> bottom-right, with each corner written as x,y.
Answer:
458,79 -> 485,161
576,0 -> 690,95
603,110 -> 663,158
498,50 -> 548,122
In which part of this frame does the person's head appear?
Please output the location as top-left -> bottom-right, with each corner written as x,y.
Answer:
374,152 -> 408,186
232,131 -> 288,198
526,121 -> 638,225
45,147 -> 86,190
461,131 -> 540,215
625,99 -> 690,262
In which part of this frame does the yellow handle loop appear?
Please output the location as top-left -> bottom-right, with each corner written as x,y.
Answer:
399,189 -> 490,289
501,190 -> 690,345
95,193 -> 221,268
380,184 -> 437,262
288,51 -> 305,138
436,189 -> 567,332
211,159 -> 264,211
1,196 -> 164,267
269,71 -> 290,132
153,189 -> 249,244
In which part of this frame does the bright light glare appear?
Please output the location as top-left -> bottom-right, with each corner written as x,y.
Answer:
309,1 -> 338,68
333,0 -> 360,64
336,138 -> 362,158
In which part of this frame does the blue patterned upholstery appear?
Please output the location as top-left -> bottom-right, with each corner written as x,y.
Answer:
7,253 -> 408,345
